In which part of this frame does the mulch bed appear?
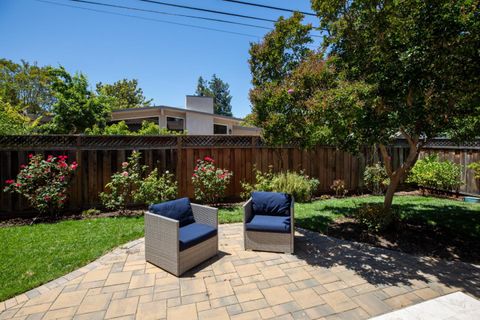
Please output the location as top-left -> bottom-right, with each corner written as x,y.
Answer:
325,217 -> 480,264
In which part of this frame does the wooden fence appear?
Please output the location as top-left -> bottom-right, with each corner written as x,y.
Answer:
0,135 -> 478,217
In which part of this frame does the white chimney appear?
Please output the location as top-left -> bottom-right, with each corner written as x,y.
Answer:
185,95 -> 214,114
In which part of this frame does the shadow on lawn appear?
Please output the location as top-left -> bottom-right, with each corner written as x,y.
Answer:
294,201 -> 480,297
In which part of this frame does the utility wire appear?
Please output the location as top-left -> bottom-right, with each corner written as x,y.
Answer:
35,0 -> 262,38
69,0 -> 271,30
137,0 -> 277,23
222,0 -> 317,17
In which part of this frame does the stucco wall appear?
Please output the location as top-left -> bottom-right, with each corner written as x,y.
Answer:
185,112 -> 214,135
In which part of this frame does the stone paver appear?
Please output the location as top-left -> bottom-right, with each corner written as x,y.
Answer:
1,224 -> 479,320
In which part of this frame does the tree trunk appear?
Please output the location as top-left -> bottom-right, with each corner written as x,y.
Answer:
380,130 -> 421,211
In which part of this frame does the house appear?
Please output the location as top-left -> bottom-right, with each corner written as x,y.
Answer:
110,96 -> 261,136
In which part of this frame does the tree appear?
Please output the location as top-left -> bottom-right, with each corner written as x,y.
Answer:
249,1 -> 480,212
311,0 -> 480,209
0,59 -> 57,116
248,12 -> 318,148
0,98 -> 39,135
195,75 -> 233,116
96,79 -> 152,110
42,68 -> 110,134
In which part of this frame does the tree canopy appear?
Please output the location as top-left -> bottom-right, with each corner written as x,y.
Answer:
96,79 -> 152,110
195,74 -> 233,116
249,0 -> 480,209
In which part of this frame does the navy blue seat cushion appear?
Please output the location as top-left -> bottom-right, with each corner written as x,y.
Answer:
179,223 -> 217,251
149,198 -> 195,227
251,191 -> 292,216
246,215 -> 291,233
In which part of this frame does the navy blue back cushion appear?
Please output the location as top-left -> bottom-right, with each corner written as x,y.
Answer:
252,191 -> 292,216
149,198 -> 195,227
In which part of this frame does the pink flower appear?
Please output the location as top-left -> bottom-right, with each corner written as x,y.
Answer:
20,164 -> 26,169
5,179 -> 14,184
287,88 -> 294,94
47,155 -> 53,162
192,173 -> 198,178
122,171 -> 129,177
70,161 -> 78,170
15,183 -> 21,187
122,162 -> 128,168
59,176 -> 65,181
204,156 -> 214,162
28,154 -> 33,159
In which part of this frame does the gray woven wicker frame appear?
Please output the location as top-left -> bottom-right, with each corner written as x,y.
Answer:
144,203 -> 219,276
243,197 -> 295,254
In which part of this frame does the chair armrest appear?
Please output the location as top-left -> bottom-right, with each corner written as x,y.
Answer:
144,211 -> 179,253
243,198 -> 253,225
290,197 -> 295,229
191,203 -> 218,228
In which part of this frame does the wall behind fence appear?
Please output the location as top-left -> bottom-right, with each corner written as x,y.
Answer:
0,135 -> 478,217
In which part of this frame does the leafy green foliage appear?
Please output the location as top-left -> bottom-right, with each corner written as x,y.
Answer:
41,68 -> 110,134
0,98 -> 39,135
241,166 -> 319,202
355,203 -> 397,232
96,79 -> 152,110
192,156 -> 233,204
195,74 -> 233,116
134,169 -> 178,205
468,161 -> 480,180
363,163 -> 390,195
0,59 -> 57,116
3,154 -> 77,214
100,151 -> 143,211
407,154 -> 463,191
86,120 -> 186,136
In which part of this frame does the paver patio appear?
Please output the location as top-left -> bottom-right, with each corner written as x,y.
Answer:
1,223 -> 479,320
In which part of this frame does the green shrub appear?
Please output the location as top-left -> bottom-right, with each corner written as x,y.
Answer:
407,154 -> 462,192
192,156 -> 233,204
363,163 -> 390,195
100,151 -> 143,211
3,154 -> 78,215
134,169 -> 177,205
241,166 -> 319,202
468,161 -> 480,180
355,203 -> 397,232
330,179 -> 348,198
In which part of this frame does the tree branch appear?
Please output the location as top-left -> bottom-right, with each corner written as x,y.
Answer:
379,144 -> 393,177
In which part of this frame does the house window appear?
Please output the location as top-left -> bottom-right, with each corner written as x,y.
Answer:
214,124 -> 228,135
166,117 -> 184,132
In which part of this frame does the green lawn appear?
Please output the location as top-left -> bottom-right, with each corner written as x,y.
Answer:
1,195 -> 479,302
0,217 -> 144,301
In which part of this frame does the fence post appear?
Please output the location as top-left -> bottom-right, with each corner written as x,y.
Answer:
176,136 -> 183,197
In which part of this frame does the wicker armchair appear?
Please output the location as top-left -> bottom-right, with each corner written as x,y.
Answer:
145,199 -> 218,276
243,192 -> 294,254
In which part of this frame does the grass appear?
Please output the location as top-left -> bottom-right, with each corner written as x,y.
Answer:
0,216 -> 144,301
1,195 -> 478,301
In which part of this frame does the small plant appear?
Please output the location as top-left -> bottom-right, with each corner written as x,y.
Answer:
407,154 -> 462,192
134,169 -> 178,205
82,208 -> 101,218
241,166 -> 319,202
355,203 -> 397,232
468,161 -> 480,180
100,151 -> 143,211
192,156 -> 233,204
330,179 -> 348,198
240,165 -> 275,199
3,154 -> 78,216
320,194 -> 331,200
363,163 -> 390,195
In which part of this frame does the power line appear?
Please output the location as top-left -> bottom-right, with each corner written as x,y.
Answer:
69,0 -> 271,30
137,0 -> 277,23
222,0 -> 317,17
35,0 -> 262,38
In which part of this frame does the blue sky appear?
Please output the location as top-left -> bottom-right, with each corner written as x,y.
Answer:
0,0 -> 319,118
